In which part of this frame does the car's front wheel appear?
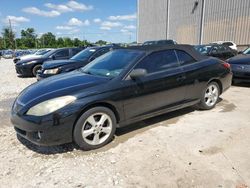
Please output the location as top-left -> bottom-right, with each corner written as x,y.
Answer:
32,64 -> 42,76
198,82 -> 220,110
73,107 -> 116,150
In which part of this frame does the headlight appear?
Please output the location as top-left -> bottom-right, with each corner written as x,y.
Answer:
26,96 -> 76,116
24,60 -> 37,65
43,68 -> 59,74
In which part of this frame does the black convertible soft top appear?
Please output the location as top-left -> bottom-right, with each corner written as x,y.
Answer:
125,44 -> 207,61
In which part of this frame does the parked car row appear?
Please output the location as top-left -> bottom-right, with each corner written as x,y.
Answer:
15,47 -> 83,76
37,45 -> 119,80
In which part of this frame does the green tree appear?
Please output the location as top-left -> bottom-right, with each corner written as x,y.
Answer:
95,40 -> 107,46
73,38 -> 81,47
0,37 -> 4,49
40,32 -> 56,48
64,37 -> 73,47
1,27 -> 15,49
20,28 -> 37,48
81,39 -> 91,47
56,37 -> 64,48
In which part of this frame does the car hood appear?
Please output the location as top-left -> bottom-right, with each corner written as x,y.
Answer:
16,57 -> 46,65
17,71 -> 110,108
43,59 -> 83,69
20,54 -> 42,60
228,54 -> 250,64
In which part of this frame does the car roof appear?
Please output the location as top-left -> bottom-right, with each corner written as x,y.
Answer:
124,44 -> 205,60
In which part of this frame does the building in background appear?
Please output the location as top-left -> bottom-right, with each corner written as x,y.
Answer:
137,0 -> 250,48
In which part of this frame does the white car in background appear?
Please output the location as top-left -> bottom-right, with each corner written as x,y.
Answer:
13,48 -> 53,63
211,41 -> 237,51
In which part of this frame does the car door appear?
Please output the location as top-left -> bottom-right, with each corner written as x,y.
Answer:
53,49 -> 70,60
175,50 -> 205,102
121,50 -> 187,121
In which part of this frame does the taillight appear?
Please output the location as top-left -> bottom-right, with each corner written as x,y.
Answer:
222,62 -> 231,69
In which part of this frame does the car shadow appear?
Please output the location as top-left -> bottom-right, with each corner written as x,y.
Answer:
17,75 -> 34,78
232,82 -> 250,88
16,105 -> 198,155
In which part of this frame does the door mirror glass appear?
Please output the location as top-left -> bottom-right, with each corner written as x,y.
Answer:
130,69 -> 147,80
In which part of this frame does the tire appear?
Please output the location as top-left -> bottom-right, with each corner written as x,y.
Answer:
197,82 -> 220,110
73,107 -> 117,150
32,64 -> 42,76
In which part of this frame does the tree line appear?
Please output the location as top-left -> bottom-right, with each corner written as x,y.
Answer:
0,27 -> 108,50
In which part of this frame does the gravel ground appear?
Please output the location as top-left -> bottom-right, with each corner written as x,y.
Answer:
0,58 -> 249,188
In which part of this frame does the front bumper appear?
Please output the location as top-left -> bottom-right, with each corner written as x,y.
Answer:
15,64 -> 33,76
11,110 -> 76,146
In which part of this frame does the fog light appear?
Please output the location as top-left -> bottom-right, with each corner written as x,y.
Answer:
37,131 -> 42,139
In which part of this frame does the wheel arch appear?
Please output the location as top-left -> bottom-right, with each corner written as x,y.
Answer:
208,79 -> 223,94
74,101 -> 121,128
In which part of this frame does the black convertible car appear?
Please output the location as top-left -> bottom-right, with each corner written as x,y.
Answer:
227,54 -> 250,83
194,44 -> 237,60
37,45 -> 118,80
15,47 -> 83,77
11,45 -> 232,150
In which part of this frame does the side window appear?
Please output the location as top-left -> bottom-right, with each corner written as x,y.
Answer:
135,50 -> 179,74
72,48 -> 81,56
211,46 -> 219,53
175,50 -> 196,66
218,45 -> 227,52
55,49 -> 69,58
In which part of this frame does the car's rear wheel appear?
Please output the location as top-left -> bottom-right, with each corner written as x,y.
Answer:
198,82 -> 220,110
32,64 -> 42,76
73,107 -> 116,150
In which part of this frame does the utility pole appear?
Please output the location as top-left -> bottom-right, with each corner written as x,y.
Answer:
8,19 -> 15,50
199,0 -> 206,45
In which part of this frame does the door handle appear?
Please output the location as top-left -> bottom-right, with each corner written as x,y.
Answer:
176,75 -> 186,82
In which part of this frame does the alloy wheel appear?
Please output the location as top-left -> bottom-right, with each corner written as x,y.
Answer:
204,84 -> 219,107
81,113 -> 112,146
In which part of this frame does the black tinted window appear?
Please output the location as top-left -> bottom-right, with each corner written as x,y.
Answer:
223,42 -> 233,46
176,50 -> 196,65
135,50 -> 179,74
55,49 -> 69,58
72,48 -> 81,56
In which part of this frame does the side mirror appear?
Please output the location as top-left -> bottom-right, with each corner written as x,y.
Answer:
130,69 -> 147,80
51,55 -> 56,60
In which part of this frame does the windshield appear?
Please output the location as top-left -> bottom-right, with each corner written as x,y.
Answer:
35,49 -> 52,55
81,49 -> 145,78
194,45 -> 212,55
143,41 -> 156,45
243,48 -> 250,55
71,48 -> 97,61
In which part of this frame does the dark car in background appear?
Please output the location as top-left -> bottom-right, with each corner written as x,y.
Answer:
15,47 -> 83,77
194,44 -> 237,60
37,45 -> 118,80
143,39 -> 177,46
227,54 -> 250,83
11,45 -> 232,150
13,49 -> 53,64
